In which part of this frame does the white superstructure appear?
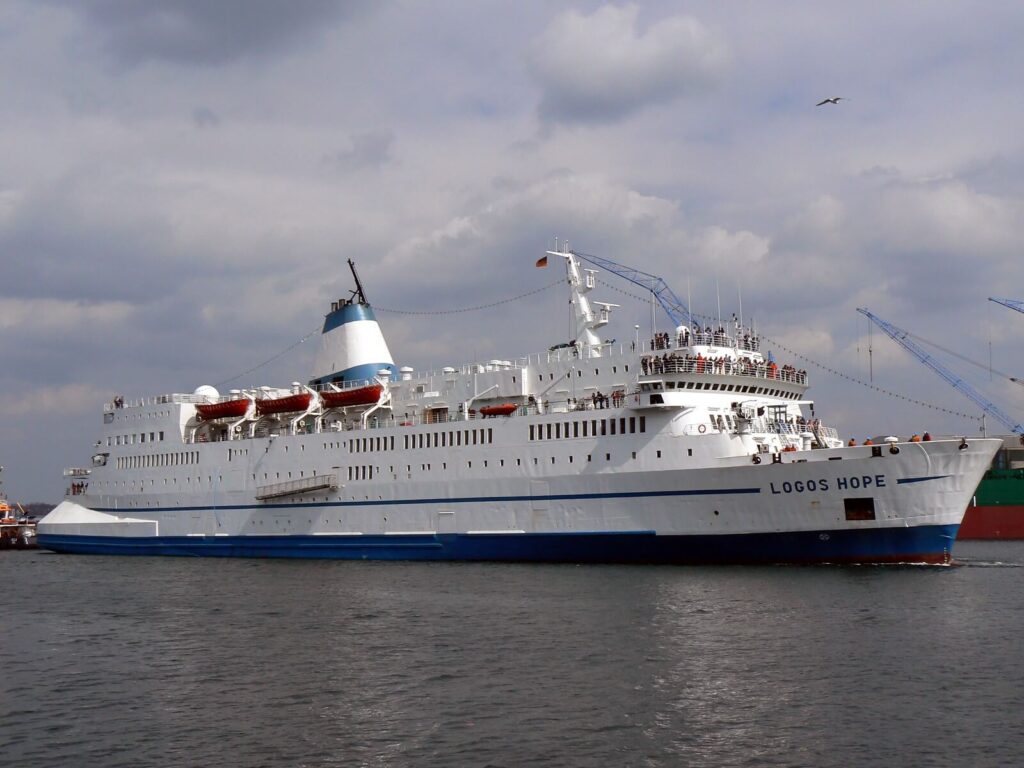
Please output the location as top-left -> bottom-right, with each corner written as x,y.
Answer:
39,247 -> 999,563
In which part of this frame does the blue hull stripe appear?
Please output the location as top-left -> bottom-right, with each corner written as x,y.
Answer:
37,524 -> 960,564
92,486 -> 762,515
897,475 -> 951,485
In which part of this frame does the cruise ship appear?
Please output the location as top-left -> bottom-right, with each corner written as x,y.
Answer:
38,247 -> 999,563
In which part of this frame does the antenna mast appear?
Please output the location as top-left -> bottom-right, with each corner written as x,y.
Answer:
347,259 -> 368,305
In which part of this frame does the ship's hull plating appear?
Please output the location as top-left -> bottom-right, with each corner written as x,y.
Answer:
39,438 -> 999,564
958,469 -> 1024,539
37,525 -> 959,564
958,505 -> 1024,539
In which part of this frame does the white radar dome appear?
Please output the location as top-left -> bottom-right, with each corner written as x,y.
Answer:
193,385 -> 220,400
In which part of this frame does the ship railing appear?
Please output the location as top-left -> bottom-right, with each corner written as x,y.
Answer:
104,393 -> 209,412
644,332 -> 761,354
747,418 -> 839,442
310,378 -> 377,393
818,424 -> 838,441
255,473 -> 338,501
640,356 -> 807,385
365,333 -> 767,382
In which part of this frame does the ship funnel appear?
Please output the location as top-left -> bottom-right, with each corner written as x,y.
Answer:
309,260 -> 396,386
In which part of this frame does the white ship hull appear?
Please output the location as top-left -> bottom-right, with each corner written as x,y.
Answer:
39,427 -> 999,564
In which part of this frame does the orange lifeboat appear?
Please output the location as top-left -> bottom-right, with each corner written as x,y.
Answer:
196,399 -> 250,420
255,392 -> 313,416
480,403 -> 518,417
320,383 -> 383,409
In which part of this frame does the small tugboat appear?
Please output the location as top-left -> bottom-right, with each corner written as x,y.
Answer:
0,500 -> 37,550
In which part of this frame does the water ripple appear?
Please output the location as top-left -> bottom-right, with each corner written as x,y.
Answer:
3,544 -> 1024,767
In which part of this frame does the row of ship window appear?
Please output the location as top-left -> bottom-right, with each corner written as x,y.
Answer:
107,409 -> 173,421
349,428 -> 495,454
530,416 -> 646,441
657,380 -> 798,398
345,447 -> 686,482
539,365 -> 628,381
97,443 -> 678,496
109,431 -> 166,447
116,450 -> 198,470
112,417 -> 653,471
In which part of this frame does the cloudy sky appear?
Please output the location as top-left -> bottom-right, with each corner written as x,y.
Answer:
3,1 -> 1024,501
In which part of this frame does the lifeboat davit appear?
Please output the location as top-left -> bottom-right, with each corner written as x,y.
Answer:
196,399 -> 250,421
480,403 -> 518,417
320,383 -> 383,409
255,392 -> 313,417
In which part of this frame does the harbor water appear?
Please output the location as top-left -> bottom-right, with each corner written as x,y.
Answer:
3,542 -> 1023,767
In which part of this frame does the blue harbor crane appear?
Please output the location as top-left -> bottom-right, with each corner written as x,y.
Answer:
989,297 -> 1024,315
857,308 -> 1024,435
570,250 -> 696,329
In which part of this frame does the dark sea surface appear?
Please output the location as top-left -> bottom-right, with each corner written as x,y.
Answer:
2,541 -> 1023,768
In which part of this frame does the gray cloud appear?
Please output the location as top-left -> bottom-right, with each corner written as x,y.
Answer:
4,0 -> 1024,503
322,131 -> 395,173
192,106 -> 220,128
48,0 -> 369,67
530,5 -> 729,126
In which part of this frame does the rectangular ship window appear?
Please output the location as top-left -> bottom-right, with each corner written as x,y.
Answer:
844,498 -> 876,521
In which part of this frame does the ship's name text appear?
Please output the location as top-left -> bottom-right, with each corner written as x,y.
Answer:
769,474 -> 886,495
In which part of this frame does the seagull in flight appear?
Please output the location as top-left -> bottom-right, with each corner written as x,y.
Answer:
816,97 -> 846,106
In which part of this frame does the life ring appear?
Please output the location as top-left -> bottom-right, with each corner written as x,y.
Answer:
698,424 -> 706,434
752,454 -> 761,464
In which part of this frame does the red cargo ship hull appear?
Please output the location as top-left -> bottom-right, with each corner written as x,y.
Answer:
959,505 -> 1024,539
959,464 -> 1024,540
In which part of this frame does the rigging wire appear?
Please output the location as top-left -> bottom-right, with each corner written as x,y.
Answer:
600,280 -> 980,420
373,279 -> 564,315
212,279 -> 565,386
757,333 -> 980,422
212,265 -> 990,424
901,327 -> 1021,385
215,326 -> 321,388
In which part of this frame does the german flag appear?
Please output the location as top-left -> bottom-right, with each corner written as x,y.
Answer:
535,255 -> 548,268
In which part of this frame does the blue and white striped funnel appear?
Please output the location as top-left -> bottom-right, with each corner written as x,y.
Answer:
309,262 -> 395,386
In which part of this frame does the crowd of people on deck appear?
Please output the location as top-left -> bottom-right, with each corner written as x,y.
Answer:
848,432 -> 932,446
649,317 -> 761,353
640,351 -> 806,384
